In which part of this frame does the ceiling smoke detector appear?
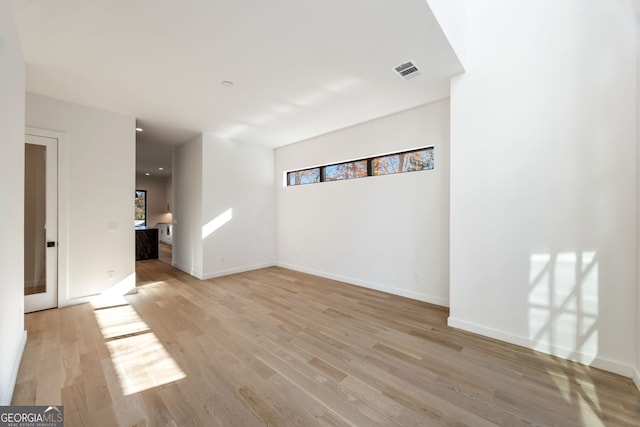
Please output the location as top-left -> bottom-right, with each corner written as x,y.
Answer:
394,61 -> 421,80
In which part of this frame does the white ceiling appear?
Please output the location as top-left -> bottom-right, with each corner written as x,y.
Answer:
10,0 -> 463,176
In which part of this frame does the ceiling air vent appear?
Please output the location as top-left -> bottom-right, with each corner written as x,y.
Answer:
394,60 -> 421,80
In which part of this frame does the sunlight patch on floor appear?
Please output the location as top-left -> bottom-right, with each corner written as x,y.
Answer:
90,272 -> 137,309
578,392 -> 605,427
95,302 -> 186,396
529,250 -> 606,421
548,369 -> 572,402
94,305 -> 150,340
105,331 -> 186,396
135,280 -> 171,291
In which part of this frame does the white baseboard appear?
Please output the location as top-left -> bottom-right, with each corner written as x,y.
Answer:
171,262 -> 204,279
63,295 -> 97,306
1,330 -> 27,405
171,261 -> 278,281
62,273 -> 137,308
202,262 -> 277,280
447,316 -> 535,350
277,262 -> 449,307
590,356 -> 634,378
447,317 -> 634,378
634,368 -> 640,392
173,260 -> 450,308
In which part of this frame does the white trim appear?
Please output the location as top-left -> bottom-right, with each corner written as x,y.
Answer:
590,356 -> 634,378
64,291 -> 137,307
1,331 -> 27,405
171,261 -> 278,281
64,272 -> 137,307
25,127 -> 69,308
277,262 -> 449,307
178,260 -> 450,307
171,262 -> 204,280
65,295 -> 102,306
448,317 -> 634,378
282,145 -> 435,187
633,369 -> 640,392
202,262 -> 277,280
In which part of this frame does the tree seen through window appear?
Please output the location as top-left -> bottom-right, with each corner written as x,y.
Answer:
135,190 -> 147,226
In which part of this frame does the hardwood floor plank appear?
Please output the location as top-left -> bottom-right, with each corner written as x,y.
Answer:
35,350 -> 64,405
11,262 -> 640,426
61,382 -> 91,427
255,350 -> 379,426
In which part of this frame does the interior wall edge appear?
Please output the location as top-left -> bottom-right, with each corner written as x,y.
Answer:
171,261 -> 204,280
448,317 -> 635,379
201,262 -> 277,281
62,289 -> 138,308
25,127 -> 69,308
3,331 -> 26,405
277,262 -> 450,308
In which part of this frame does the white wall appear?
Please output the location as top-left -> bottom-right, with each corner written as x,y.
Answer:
276,100 -> 450,306
636,8 -> 640,391
0,0 -> 26,405
449,0 -> 637,375
26,93 -> 135,302
172,135 -> 203,277
136,174 -> 172,227
164,175 -> 173,213
425,0 -> 466,68
172,134 -> 276,279
201,134 -> 276,278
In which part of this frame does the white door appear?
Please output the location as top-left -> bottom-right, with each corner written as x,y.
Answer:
24,134 -> 58,312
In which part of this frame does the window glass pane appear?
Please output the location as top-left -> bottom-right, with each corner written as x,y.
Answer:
404,148 -> 434,172
324,160 -> 367,181
286,147 -> 433,187
135,190 -> 147,226
373,148 -> 434,176
372,154 -> 400,176
288,168 -> 320,186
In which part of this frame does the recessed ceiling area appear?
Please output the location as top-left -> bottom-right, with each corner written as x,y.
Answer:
134,120 -> 200,178
10,0 -> 463,160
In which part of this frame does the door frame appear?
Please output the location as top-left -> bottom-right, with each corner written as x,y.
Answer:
24,135 -> 57,311
25,127 -> 69,309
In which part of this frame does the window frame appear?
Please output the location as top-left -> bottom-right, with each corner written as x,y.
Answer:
287,167 -> 321,186
135,189 -> 147,227
286,146 -> 434,187
323,159 -> 368,182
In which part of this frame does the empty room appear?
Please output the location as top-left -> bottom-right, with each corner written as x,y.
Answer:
2,0 -> 640,425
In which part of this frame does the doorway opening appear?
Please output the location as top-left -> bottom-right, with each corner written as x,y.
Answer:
24,133 -> 58,313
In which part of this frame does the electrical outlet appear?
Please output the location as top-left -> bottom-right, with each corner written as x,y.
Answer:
108,270 -> 115,280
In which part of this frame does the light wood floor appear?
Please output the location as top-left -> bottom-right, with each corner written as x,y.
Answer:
13,261 -> 640,426
158,242 -> 172,264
